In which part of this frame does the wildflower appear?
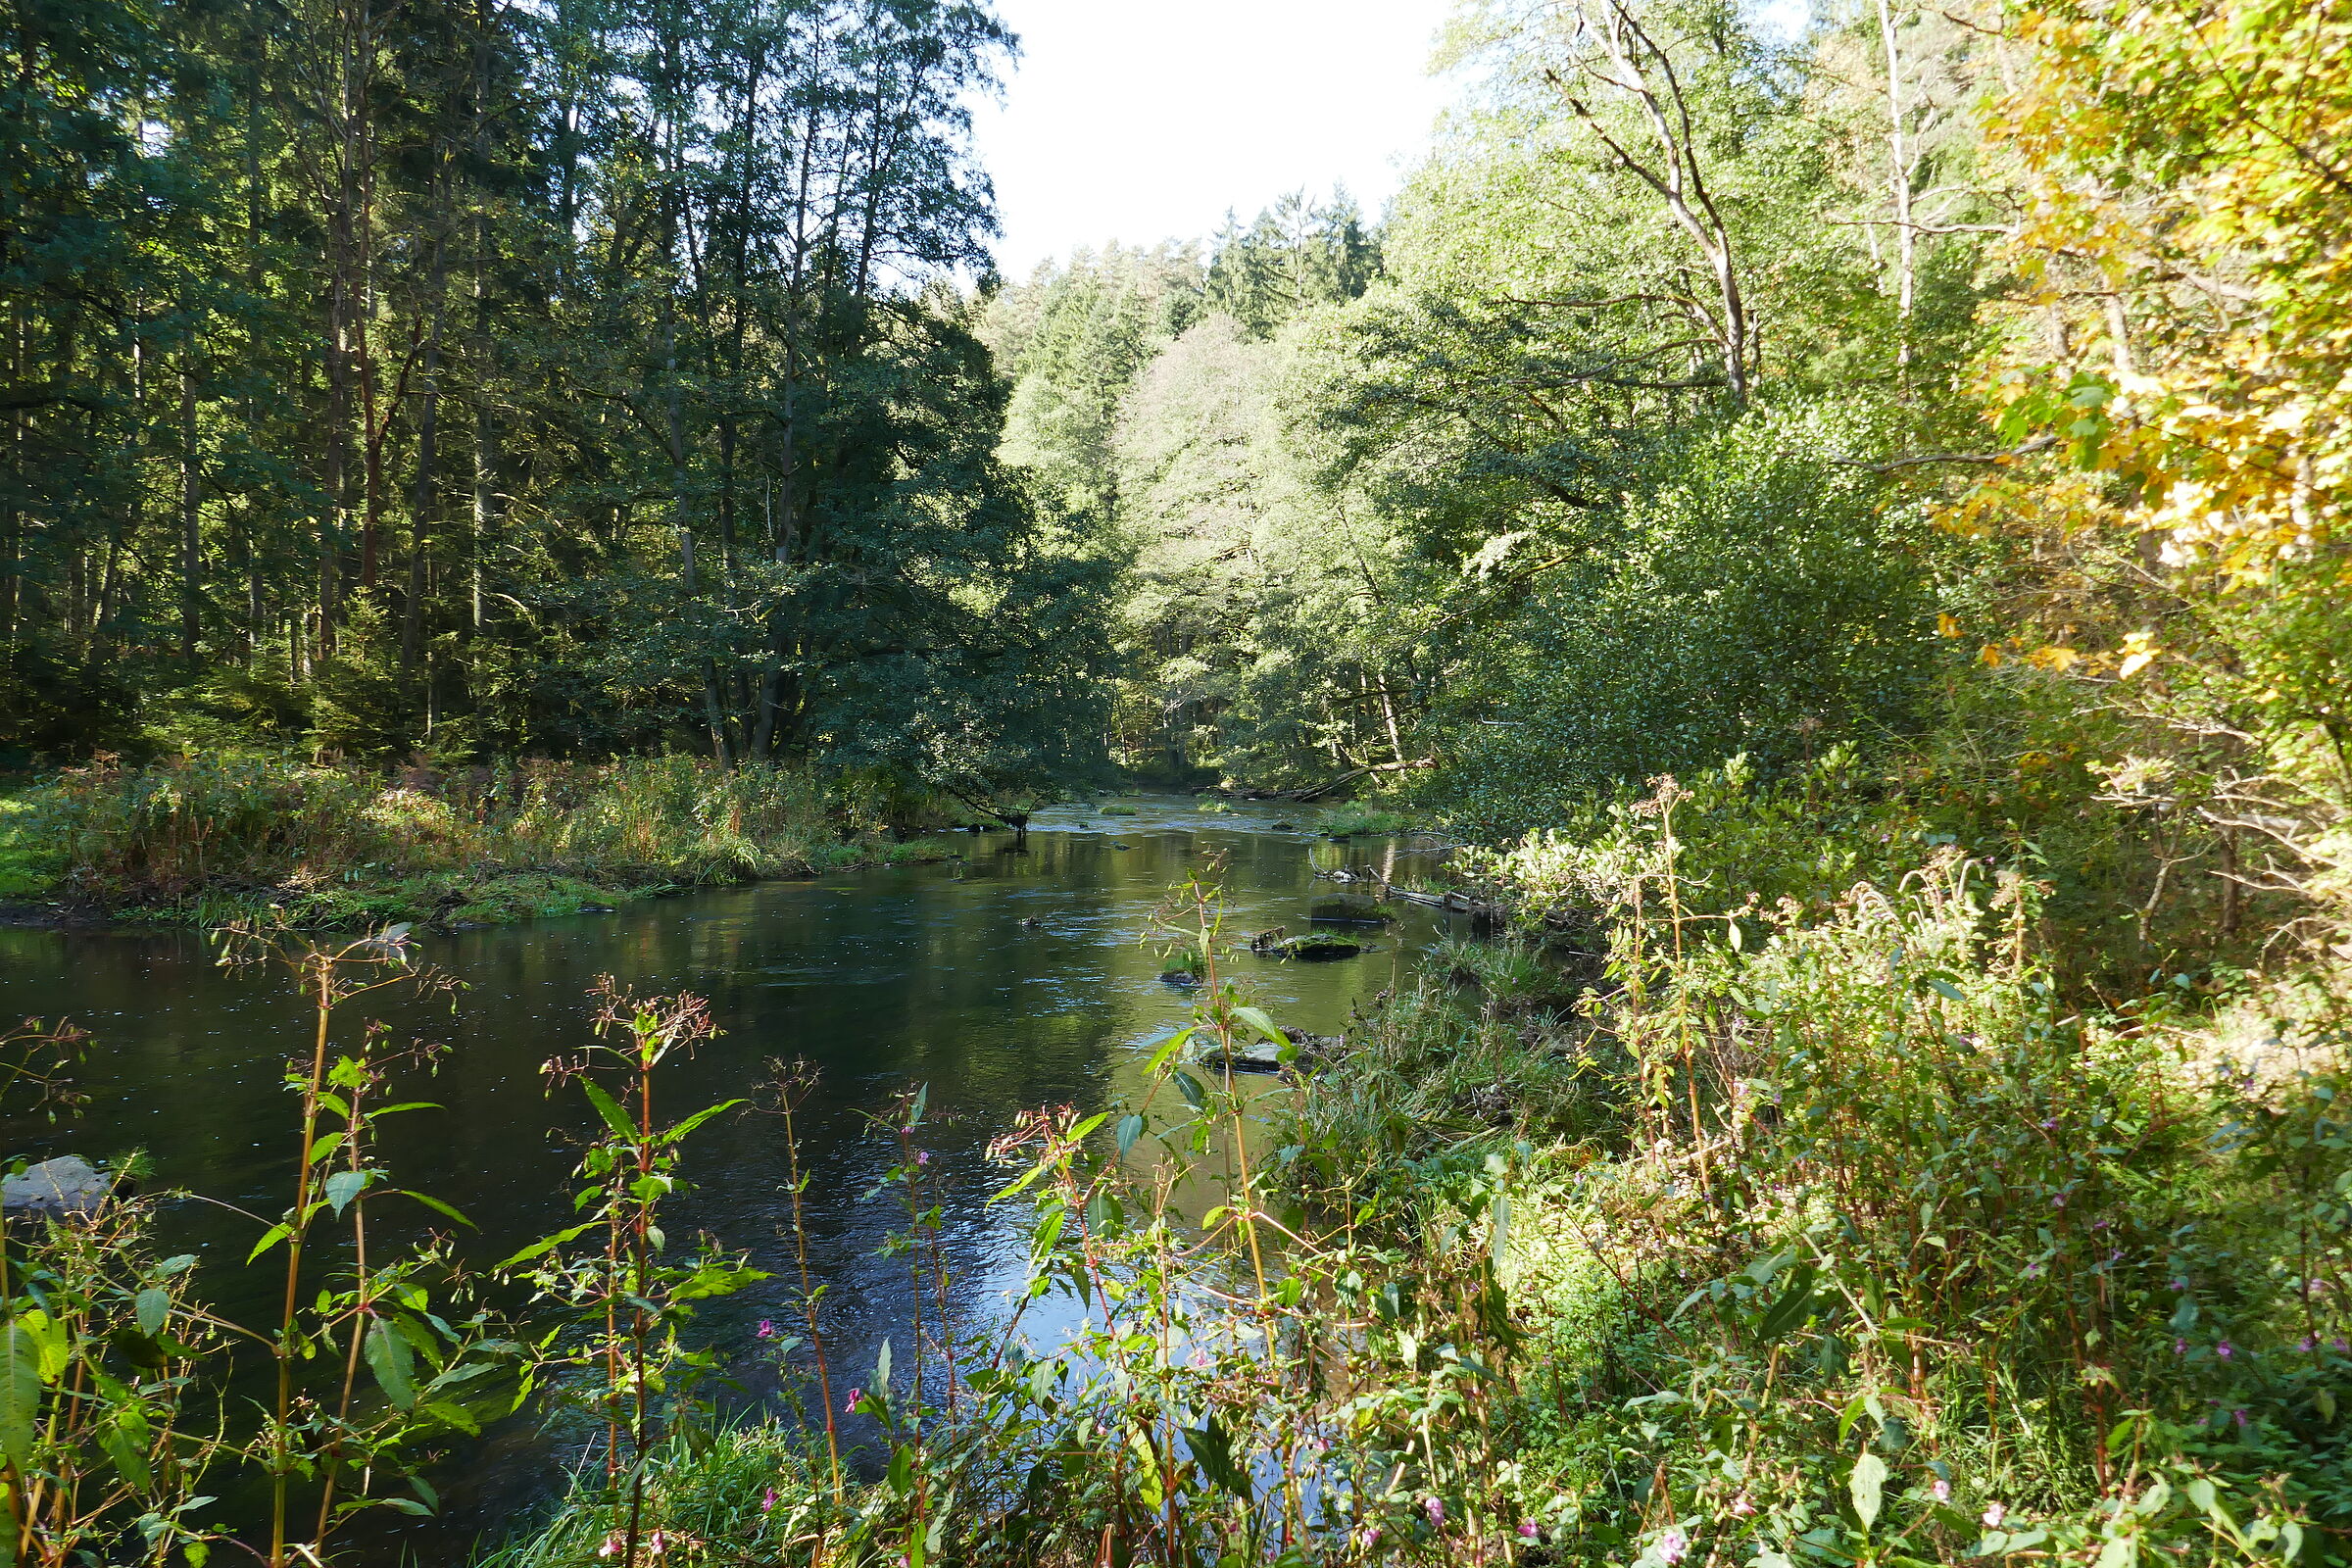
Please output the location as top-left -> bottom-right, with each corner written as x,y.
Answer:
2302,1335 -> 2318,1352
2169,1277 -> 2188,1291
761,1486 -> 778,1514
646,1532 -> 668,1557
1982,1503 -> 2006,1529
2022,1262 -> 2044,1278
916,1150 -> 931,1167
756,1319 -> 776,1340
2050,1193 -> 2067,1208
1354,1526 -> 1383,1550
1520,1522 -> 1542,1541
2233,1408 -> 2250,1428
597,1535 -> 626,1559
2109,1249 -> 2123,1263
2334,1338 -> 2349,1352
1931,1479 -> 1950,1502
1424,1495 -> 1446,1528
2216,1340 -> 2235,1360
844,1386 -> 863,1416
1190,1348 -> 1212,1370
2175,1338 -> 2186,1355
1730,1494 -> 1756,1517
1658,1528 -> 1690,1564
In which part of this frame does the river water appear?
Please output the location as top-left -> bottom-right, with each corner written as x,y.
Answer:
0,796 -> 1458,1560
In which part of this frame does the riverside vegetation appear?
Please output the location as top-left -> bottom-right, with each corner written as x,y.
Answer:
6,0 -> 2352,1557
0,755 -> 980,927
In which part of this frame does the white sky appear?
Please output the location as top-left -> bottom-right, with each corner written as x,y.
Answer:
968,0 -> 1463,278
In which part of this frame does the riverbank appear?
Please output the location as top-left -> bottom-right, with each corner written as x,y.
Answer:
0,755 -> 974,930
470,767 -> 2351,1567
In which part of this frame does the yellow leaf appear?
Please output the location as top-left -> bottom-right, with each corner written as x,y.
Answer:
1937,612 -> 1962,638
1980,645 -> 2005,668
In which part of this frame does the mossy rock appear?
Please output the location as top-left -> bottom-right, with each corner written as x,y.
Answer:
1309,895 -> 1391,925
1261,932 -> 1371,960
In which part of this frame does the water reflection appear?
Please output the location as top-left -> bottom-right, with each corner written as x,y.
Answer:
0,797 -> 1455,1558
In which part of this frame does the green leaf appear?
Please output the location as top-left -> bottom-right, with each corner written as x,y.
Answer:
1146,1028 -> 1194,1074
1759,1266 -> 1819,1340
1187,1412 -> 1252,1498
398,1190 -> 475,1229
1850,1450 -> 1887,1533
1231,1005 -> 1284,1044
1115,1113 -> 1145,1157
494,1222 -> 594,1271
246,1223 -> 294,1264
662,1099 -> 747,1145
0,1324 -> 44,1468
580,1079 -> 636,1140
324,1170 -> 369,1215
1173,1069 -> 1209,1111
366,1318 -> 418,1410
135,1287 -> 170,1340
97,1409 -> 152,1493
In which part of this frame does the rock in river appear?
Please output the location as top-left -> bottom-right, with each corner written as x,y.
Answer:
2,1155 -> 111,1218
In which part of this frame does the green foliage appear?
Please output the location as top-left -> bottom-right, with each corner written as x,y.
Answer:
1419,412 -> 1944,835
0,0 -> 1112,800
11,753 -> 967,924
498,985 -> 764,1563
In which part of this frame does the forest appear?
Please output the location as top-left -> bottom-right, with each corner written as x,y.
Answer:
3,0 -> 2352,1560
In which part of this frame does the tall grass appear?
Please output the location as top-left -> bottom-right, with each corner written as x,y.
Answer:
6,754 -> 955,923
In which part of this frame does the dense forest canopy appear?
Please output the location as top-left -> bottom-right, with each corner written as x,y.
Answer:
0,0 -> 1115,805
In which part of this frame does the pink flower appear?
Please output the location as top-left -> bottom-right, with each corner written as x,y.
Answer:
1982,1503 -> 2006,1528
756,1319 -> 776,1340
1519,1522 -> 1542,1540
844,1387 -> 862,1416
1190,1348 -> 1211,1370
1657,1528 -> 1690,1564
2216,1341 -> 2235,1360
761,1486 -> 777,1513
2302,1335 -> 2319,1352
597,1536 -> 625,1559
1424,1496 -> 1446,1528
916,1151 -> 931,1167
1931,1479 -> 1950,1502
1730,1494 -> 1756,1517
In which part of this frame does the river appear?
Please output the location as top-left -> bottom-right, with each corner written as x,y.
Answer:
0,795 -> 1460,1561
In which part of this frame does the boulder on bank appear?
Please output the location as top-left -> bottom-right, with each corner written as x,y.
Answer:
2,1155 -> 111,1218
